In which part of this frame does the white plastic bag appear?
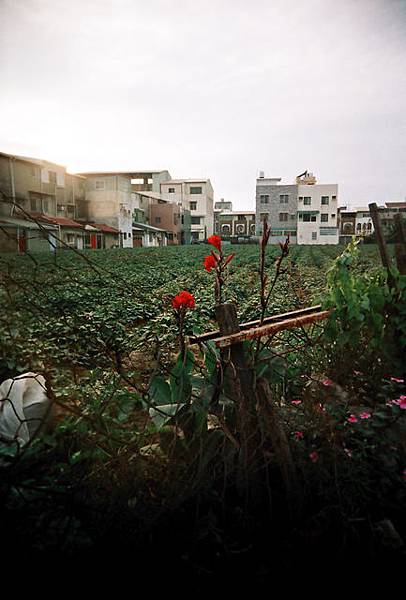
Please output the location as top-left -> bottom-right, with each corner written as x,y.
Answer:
0,372 -> 50,447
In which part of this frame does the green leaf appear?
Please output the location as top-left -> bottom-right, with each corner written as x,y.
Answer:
149,403 -> 185,429
149,376 -> 171,406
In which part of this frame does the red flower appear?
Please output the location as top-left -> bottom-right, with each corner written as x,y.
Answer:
309,451 -> 319,463
172,291 -> 195,310
207,235 -> 222,252
294,431 -> 304,440
204,255 -> 217,272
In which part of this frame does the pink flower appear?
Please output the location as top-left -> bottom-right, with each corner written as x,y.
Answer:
390,377 -> 404,383
294,431 -> 304,440
344,448 -> 353,458
322,379 -> 333,386
347,414 -> 358,423
359,411 -> 372,419
309,451 -> 318,463
393,396 -> 406,409
291,400 -> 301,405
353,370 -> 362,376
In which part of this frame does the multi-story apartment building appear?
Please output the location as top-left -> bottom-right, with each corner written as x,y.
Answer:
255,171 -> 339,245
160,179 -> 214,242
77,171 -> 134,248
132,190 -> 191,245
0,151 -> 87,220
0,152 -> 88,252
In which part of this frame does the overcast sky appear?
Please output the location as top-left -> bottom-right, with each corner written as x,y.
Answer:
1,0 -> 405,209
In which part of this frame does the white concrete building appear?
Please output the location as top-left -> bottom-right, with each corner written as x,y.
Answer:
297,182 -> 339,245
255,171 -> 339,245
160,179 -> 214,241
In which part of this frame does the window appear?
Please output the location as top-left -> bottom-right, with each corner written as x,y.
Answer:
321,214 -> 328,223
298,196 -> 303,202
190,201 -> 197,210
321,196 -> 329,205
168,188 -> 175,193
303,197 -> 311,205
279,213 -> 288,222
331,214 -> 336,219
43,199 -> 49,213
66,233 -> 75,244
155,217 -> 161,224
300,213 -> 317,222
30,197 -> 40,212
222,224 -> 231,233
123,232 -> 127,240
49,171 -> 57,185
260,195 -> 269,204
332,196 -> 337,201
191,216 -> 201,224
190,186 -> 202,194
95,180 -> 105,190
311,232 -> 317,240
260,212 -> 268,222
279,195 -> 289,204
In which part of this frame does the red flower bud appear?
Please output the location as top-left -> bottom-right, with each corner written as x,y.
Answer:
224,253 -> 235,267
204,255 -> 217,272
172,290 -> 195,310
207,235 -> 222,252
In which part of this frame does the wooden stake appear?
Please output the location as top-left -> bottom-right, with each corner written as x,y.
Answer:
369,203 -> 392,270
394,213 -> 406,275
369,202 -> 395,288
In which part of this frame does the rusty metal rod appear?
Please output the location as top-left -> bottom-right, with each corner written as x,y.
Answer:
189,304 -> 323,345
214,309 -> 332,348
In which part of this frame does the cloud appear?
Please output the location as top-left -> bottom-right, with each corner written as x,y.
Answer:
0,0 -> 405,208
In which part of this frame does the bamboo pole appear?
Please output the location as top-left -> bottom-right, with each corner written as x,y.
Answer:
214,309 -> 331,348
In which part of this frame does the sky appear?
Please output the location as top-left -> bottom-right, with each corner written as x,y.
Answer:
1,0 -> 406,210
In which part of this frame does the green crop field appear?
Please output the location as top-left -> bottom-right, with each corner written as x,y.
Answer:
0,242 -> 386,378
1,241 -> 405,573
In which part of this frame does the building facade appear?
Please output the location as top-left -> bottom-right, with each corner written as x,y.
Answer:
78,172 -> 134,248
255,171 -> 339,244
0,152 -> 87,221
160,179 -> 214,241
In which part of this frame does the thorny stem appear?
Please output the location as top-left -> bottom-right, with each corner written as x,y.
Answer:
256,218 -> 290,359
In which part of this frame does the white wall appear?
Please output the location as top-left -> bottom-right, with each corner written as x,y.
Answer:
297,183 -> 338,244
161,180 -> 214,240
